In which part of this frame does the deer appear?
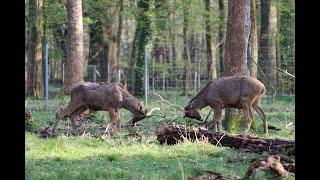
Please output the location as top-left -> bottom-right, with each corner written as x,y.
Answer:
41,81 -> 149,136
183,75 -> 268,135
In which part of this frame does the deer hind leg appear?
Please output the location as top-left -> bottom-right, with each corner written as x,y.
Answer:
49,101 -> 84,134
253,99 -> 268,134
213,109 -> 222,134
69,106 -> 88,134
241,100 -> 254,135
108,108 -> 121,131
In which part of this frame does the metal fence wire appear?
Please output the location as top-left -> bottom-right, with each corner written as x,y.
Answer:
25,43 -> 295,109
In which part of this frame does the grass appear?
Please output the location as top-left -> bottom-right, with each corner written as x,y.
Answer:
25,95 -> 295,179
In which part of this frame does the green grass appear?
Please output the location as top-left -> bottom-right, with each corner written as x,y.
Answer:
25,95 -> 295,179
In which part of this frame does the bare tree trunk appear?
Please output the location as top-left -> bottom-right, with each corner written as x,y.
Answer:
223,0 -> 252,133
103,1 -> 122,83
269,0 -> 277,86
205,0 -> 218,80
250,0 -> 258,78
62,0 -> 84,93
169,9 -> 177,72
260,0 -> 277,88
217,0 -> 227,77
26,0 -> 44,98
116,0 -> 124,83
83,23 -> 90,78
182,0 -> 191,96
223,0 -> 250,76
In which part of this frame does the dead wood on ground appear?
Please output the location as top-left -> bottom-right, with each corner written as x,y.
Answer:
156,123 -> 295,155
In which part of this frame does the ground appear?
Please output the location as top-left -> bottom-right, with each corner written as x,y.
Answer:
25,95 -> 295,179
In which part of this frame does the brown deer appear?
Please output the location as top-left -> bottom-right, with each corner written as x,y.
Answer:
43,81 -> 148,136
184,75 -> 268,135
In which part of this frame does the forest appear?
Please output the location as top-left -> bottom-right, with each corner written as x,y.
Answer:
25,0 -> 295,98
25,0 -> 295,179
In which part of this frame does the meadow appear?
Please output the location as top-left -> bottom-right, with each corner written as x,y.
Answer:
25,95 -> 295,179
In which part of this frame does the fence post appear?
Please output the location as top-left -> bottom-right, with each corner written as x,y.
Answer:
152,57 -> 154,93
163,69 -> 165,95
144,45 -> 148,106
118,69 -> 121,83
62,63 -> 65,83
194,71 -> 197,94
45,43 -> 49,110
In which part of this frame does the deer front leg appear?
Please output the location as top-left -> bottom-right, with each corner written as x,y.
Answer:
242,104 -> 254,135
108,108 -> 121,131
213,109 -> 222,134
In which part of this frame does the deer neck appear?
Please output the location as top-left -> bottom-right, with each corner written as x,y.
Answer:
191,95 -> 207,110
122,98 -> 139,115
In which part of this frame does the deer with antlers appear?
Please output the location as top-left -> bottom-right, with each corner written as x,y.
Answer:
184,75 -> 268,135
40,81 -> 150,136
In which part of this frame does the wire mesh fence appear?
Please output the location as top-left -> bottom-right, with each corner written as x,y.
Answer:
25,43 -> 295,110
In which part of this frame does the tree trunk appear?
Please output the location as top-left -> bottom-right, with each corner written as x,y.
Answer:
223,0 -> 251,133
26,0 -> 44,98
260,0 -> 277,89
217,0 -> 227,77
130,0 -> 152,96
268,0 -> 277,86
169,9 -> 177,74
182,0 -> 191,96
223,0 -> 250,76
205,0 -> 218,80
250,0 -> 258,78
83,23 -> 90,78
116,0 -> 124,83
102,1 -> 122,83
62,0 -> 84,93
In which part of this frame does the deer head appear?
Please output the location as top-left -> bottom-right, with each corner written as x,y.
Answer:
184,103 -> 204,121
127,99 -> 148,123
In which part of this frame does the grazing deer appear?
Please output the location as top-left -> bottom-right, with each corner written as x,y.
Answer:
43,81 -> 148,136
184,75 -> 268,135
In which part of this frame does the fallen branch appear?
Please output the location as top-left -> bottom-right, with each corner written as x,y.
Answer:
227,154 -> 295,164
275,67 -> 295,78
187,169 -> 241,180
244,155 -> 294,179
156,123 -> 295,155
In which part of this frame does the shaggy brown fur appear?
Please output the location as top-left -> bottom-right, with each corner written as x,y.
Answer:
47,81 -> 147,135
184,75 -> 267,135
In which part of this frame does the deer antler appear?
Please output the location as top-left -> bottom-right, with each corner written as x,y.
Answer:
144,92 -> 185,121
146,108 -> 166,118
151,92 -> 184,112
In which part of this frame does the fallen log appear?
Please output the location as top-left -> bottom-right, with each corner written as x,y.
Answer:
156,123 -> 295,155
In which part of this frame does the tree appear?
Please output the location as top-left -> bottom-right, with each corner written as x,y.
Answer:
223,0 -> 251,133
105,1 -> 121,82
259,0 -> 277,88
205,0 -> 219,80
127,0 -> 152,96
217,0 -> 227,77
182,0 -> 191,96
26,0 -> 44,98
62,0 -> 84,93
250,0 -> 258,78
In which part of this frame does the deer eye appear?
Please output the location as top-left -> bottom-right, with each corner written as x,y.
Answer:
139,106 -> 144,113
